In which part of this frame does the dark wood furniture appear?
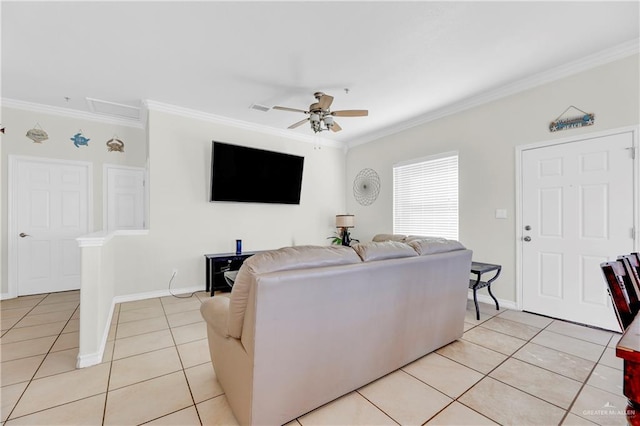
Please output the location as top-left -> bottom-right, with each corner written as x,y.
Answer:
469,261 -> 501,320
604,254 -> 640,425
616,313 -> 640,425
619,253 -> 640,306
204,251 -> 259,296
602,261 -> 637,330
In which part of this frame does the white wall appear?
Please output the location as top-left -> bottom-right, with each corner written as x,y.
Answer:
109,108 -> 347,297
77,237 -> 116,367
0,105 -> 147,294
345,54 -> 640,304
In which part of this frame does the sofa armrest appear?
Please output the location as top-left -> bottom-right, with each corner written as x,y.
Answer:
200,295 -> 231,337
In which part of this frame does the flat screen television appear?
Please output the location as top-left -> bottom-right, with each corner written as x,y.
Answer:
210,141 -> 304,204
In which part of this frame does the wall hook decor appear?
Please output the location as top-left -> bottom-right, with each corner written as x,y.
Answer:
26,123 -> 48,143
106,135 -> 125,152
353,168 -> 381,206
70,130 -> 90,148
549,105 -> 594,132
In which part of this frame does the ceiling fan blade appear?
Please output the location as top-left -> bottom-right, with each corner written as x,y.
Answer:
273,106 -> 308,114
288,118 -> 309,129
318,94 -> 334,110
331,110 -> 368,117
331,121 -> 342,132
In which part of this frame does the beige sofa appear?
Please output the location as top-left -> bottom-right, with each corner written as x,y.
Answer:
200,237 -> 472,425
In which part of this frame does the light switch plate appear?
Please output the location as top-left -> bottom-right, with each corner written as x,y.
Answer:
495,209 -> 507,219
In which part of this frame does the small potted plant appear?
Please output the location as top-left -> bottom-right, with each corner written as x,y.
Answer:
327,231 -> 359,246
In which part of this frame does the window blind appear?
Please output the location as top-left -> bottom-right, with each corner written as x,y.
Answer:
393,153 -> 458,239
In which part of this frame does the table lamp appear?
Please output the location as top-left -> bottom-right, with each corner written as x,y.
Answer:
336,214 -> 355,246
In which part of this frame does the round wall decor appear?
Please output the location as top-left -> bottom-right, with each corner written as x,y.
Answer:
26,123 -> 48,143
353,168 -> 380,206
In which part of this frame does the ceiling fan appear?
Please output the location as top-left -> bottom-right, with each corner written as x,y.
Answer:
273,92 -> 368,133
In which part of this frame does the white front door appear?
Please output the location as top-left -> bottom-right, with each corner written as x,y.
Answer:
521,131 -> 635,331
105,165 -> 145,230
12,157 -> 91,296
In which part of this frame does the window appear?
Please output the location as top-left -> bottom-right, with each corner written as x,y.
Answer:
393,152 -> 458,239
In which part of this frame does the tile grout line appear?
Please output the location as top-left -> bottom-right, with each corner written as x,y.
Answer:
392,367 -> 493,426
452,312 -> 553,424
101,303 -> 121,426
161,295 -> 205,426
1,295 -> 49,338
104,297 -> 210,425
353,388 -> 402,426
436,309 -> 612,424
1,293 -> 206,424
354,308 -> 531,425
3,298 -> 83,422
561,333 -> 619,425
1,296 -> 622,425
477,311 -> 617,380
478,313 -> 616,425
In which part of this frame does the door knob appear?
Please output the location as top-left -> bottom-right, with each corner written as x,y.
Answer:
19,233 -> 31,238
523,236 -> 532,242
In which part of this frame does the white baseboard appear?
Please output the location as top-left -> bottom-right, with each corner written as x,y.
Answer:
112,286 -> 203,305
76,286 -> 203,368
1,292 -> 13,300
467,290 -> 518,311
77,351 -> 106,368
77,297 -> 116,369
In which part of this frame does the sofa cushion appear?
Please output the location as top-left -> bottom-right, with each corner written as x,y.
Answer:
245,245 -> 361,273
372,234 -> 408,243
352,241 -> 418,262
407,237 -> 465,255
405,235 -> 451,242
227,245 -> 361,339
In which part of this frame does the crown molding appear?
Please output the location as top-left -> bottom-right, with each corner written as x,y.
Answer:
4,38 -> 636,149
144,100 -> 342,149
1,98 -> 146,129
347,39 -> 640,149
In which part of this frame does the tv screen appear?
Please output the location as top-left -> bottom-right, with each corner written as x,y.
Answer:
210,141 -> 304,204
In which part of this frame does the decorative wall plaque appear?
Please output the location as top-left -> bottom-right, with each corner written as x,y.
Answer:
353,168 -> 381,206
26,123 -> 48,143
106,137 -> 125,152
549,105 -> 595,132
70,130 -> 90,148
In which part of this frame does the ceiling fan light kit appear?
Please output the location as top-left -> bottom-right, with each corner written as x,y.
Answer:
273,92 -> 368,133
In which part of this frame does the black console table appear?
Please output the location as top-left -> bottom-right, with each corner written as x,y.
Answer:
204,251 -> 259,296
469,261 -> 502,320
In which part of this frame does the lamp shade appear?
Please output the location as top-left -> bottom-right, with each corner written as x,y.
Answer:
336,214 -> 355,228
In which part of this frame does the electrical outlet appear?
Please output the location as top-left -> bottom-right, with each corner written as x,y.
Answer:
172,268 -> 178,277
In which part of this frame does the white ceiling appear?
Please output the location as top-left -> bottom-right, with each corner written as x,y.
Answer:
2,1 -> 639,146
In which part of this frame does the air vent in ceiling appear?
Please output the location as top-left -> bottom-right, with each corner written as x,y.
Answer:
86,97 -> 141,120
249,103 -> 270,112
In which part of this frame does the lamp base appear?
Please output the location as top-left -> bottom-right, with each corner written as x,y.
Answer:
341,228 -> 351,246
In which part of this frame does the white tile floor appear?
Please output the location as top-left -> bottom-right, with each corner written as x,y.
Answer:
0,290 -> 630,425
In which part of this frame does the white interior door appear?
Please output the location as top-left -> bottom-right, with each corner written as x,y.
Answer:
521,131 -> 635,331
105,166 -> 145,230
13,158 -> 91,296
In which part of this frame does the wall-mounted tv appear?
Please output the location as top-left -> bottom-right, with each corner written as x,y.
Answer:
210,141 -> 304,204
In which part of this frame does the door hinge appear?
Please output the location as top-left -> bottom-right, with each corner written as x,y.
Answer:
632,227 -> 636,240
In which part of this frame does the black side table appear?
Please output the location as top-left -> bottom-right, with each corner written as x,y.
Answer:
204,252 -> 258,296
469,261 -> 502,320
